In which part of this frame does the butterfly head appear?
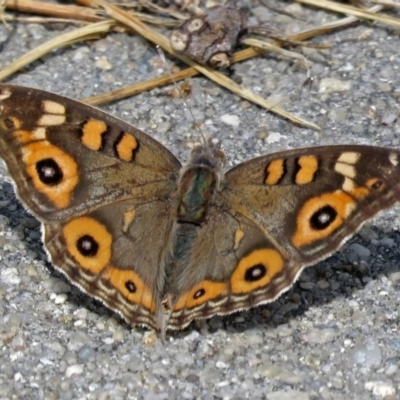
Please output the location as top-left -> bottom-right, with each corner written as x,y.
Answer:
189,138 -> 226,171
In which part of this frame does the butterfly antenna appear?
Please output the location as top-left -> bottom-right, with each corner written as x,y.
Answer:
156,46 -> 207,146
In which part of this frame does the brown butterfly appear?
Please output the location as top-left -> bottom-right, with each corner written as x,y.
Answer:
0,83 -> 399,336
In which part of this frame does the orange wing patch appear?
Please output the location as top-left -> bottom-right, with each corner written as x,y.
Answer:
106,267 -> 155,312
63,216 -> 112,273
265,159 -> 285,185
122,207 -> 136,233
234,227 -> 244,250
22,141 -> 78,208
114,133 -> 138,162
292,190 -> 356,248
173,280 -> 228,311
295,155 -> 319,185
231,248 -> 284,293
80,119 -> 108,151
366,178 -> 385,192
13,130 -> 37,144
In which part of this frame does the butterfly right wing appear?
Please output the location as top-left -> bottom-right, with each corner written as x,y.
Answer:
165,145 -> 400,330
223,145 -> 400,266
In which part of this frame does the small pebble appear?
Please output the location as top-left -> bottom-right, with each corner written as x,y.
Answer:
318,78 -> 352,93
349,342 -> 382,368
220,114 -> 240,127
364,381 -> 395,397
65,365 -> 83,378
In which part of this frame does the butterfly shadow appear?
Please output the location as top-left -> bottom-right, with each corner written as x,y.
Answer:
173,225 -> 400,338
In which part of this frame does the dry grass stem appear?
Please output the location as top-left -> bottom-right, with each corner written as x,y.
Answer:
1,0 -> 11,28
127,12 -> 179,27
1,14 -> 91,25
371,0 -> 400,8
82,68 -> 198,106
242,37 -> 311,70
287,5 -> 384,42
5,0 -> 177,26
6,0 -> 103,22
295,0 -> 400,28
135,0 -> 189,21
0,20 -> 115,81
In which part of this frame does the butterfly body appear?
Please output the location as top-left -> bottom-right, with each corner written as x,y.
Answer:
0,84 -> 400,335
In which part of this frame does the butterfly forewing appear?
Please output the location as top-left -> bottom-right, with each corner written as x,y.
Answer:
224,145 -> 400,264
0,84 -> 181,220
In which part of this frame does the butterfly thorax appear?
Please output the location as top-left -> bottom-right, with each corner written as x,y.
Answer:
177,142 -> 226,224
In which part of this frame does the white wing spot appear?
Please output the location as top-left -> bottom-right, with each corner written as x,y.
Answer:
337,152 -> 360,165
342,177 -> 355,192
42,100 -> 65,115
0,88 -> 11,101
38,114 -> 66,126
32,127 -> 46,140
389,152 -> 398,166
334,162 -> 356,178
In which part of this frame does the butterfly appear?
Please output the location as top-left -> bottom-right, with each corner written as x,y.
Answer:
0,83 -> 400,336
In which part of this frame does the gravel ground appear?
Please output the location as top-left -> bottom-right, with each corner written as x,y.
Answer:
0,1 -> 400,399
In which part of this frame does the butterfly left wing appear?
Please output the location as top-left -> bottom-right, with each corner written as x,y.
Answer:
0,84 -> 182,331
166,145 -> 400,330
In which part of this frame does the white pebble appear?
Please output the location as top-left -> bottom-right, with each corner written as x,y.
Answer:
65,365 -> 83,378
364,381 -> 395,396
266,132 -> 283,144
220,114 -> 240,127
216,361 -> 229,369
95,57 -> 112,70
54,294 -> 68,304
318,78 -> 352,94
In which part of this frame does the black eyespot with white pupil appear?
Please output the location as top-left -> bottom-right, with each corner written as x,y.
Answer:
310,205 -> 337,230
36,158 -> 63,186
77,234 -> 99,257
193,288 -> 205,299
125,280 -> 137,293
245,264 -> 267,282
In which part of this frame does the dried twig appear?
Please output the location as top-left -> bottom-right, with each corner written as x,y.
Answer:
4,0 -> 178,27
1,13 -> 91,25
0,20 -> 115,81
295,0 -> 400,28
370,0 -> 400,9
5,0 -> 103,22
82,68 -> 198,105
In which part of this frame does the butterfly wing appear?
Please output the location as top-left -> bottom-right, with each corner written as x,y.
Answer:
0,84 -> 181,219
224,145 -> 400,263
0,84 -> 181,329
167,145 -> 400,329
